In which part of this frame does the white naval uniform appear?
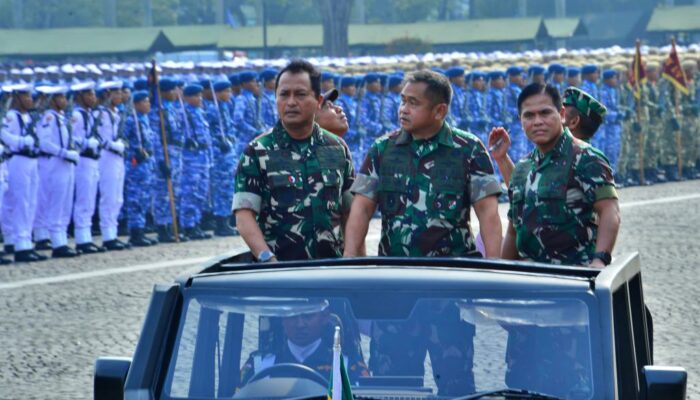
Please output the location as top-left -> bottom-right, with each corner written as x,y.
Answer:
0,110 -> 40,251
34,109 -> 76,248
95,106 -> 125,242
71,106 -> 100,245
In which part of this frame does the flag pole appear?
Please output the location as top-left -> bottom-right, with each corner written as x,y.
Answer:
151,59 -> 180,242
332,326 -> 342,400
635,39 -> 646,185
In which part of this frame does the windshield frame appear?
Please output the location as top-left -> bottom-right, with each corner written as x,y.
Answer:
159,285 -> 605,400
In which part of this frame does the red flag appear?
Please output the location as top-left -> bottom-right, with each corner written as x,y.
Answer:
662,38 -> 689,96
628,39 -> 646,100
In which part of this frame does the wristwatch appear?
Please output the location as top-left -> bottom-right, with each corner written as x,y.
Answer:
257,250 -> 276,263
592,251 -> 612,266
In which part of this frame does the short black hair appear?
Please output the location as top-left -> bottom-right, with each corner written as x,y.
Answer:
404,70 -> 452,106
565,105 -> 603,138
517,83 -> 562,115
275,59 -> 321,98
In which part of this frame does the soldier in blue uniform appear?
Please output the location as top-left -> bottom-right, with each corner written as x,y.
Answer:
233,71 -> 262,156
124,91 -> 158,246
548,63 -> 566,95
580,64 -> 600,99
487,70 -> 507,129
599,69 -> 623,174
336,76 -> 362,170
180,84 -> 212,240
150,78 -> 188,243
358,73 -> 383,157
567,67 -> 581,89
505,66 -> 527,161
465,71 -> 489,143
446,67 -> 467,130
528,65 -> 546,85
381,74 -> 402,133
206,80 -> 238,236
260,68 -> 279,131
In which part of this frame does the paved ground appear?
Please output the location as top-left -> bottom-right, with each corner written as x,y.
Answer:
0,180 -> 699,399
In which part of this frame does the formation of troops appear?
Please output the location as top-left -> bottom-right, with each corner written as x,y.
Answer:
1,44 -> 699,264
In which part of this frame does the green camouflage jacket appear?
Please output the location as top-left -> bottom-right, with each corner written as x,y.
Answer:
508,129 -> 617,265
232,122 -> 355,260
351,122 -> 501,257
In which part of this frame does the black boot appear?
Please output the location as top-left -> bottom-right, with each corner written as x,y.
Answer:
185,226 -> 212,240
14,249 -> 48,263
103,238 -> 130,251
52,245 -> 80,258
157,224 -> 176,243
0,252 -> 13,264
4,244 -> 14,254
129,228 -> 152,247
683,166 -> 697,180
614,173 -> 626,188
214,216 -> 239,237
200,212 -> 216,231
76,242 -> 106,254
664,165 -> 680,182
143,234 -> 159,246
34,239 -> 52,251
626,170 -> 640,186
643,169 -> 657,185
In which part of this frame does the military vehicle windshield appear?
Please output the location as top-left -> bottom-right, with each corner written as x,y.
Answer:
162,289 -> 596,399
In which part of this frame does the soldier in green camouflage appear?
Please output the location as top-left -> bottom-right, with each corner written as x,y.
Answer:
233,60 -> 355,262
344,70 -> 503,258
343,70 -> 502,396
644,63 -> 664,183
657,76 -> 683,181
681,61 -> 699,179
501,83 -> 620,268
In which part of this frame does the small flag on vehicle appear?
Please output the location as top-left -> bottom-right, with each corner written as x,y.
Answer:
328,326 -> 353,400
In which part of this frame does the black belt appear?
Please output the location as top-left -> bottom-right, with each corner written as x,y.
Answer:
11,151 -> 39,159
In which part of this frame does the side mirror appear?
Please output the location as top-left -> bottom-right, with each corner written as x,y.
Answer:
94,357 -> 132,400
640,366 -> 687,400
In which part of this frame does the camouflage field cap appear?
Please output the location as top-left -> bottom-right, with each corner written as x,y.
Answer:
562,86 -> 607,119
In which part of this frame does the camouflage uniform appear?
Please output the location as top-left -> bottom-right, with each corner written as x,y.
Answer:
351,123 -> 500,396
644,80 -> 664,177
620,83 -> 649,183
351,123 -> 501,257
180,103 -> 212,229
658,79 -> 681,174
205,99 -> 237,219
507,129 -> 617,266
123,111 -> 156,229
150,99 -> 184,228
679,77 -> 699,176
232,122 -> 354,261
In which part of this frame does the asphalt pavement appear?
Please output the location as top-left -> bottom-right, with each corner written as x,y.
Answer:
1,180 -> 699,399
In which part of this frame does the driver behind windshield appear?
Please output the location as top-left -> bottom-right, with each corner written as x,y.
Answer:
238,308 -> 369,387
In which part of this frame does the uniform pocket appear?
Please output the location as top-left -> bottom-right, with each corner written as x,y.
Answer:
269,173 -> 302,208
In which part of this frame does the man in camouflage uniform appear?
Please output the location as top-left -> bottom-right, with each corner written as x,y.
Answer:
500,83 -> 619,398
658,75 -> 683,182
233,60 -> 354,262
344,70 -> 503,396
502,82 -> 620,267
644,63 -> 664,183
617,68 -> 648,186
680,61 -> 699,180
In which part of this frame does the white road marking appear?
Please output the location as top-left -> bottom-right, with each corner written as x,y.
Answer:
1,191 -> 698,291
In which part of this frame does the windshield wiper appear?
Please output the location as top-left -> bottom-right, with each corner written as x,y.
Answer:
454,388 -> 563,399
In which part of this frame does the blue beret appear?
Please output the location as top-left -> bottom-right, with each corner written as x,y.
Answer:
582,64 -> 598,74
489,70 -> 505,80
528,65 -> 545,75
133,78 -> 148,91
567,67 -> 581,77
183,84 -> 203,96
602,69 -> 618,80
506,66 -> 523,76
548,63 -> 566,74
388,74 -> 403,88
213,80 -> 232,92
132,90 -> 149,103
340,76 -> 356,88
471,71 -> 486,80
228,73 -> 240,85
321,71 -> 335,82
445,67 -> 465,78
159,78 -> 176,92
364,73 -> 380,84
260,68 -> 278,81
199,78 -> 212,89
239,71 -> 257,83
